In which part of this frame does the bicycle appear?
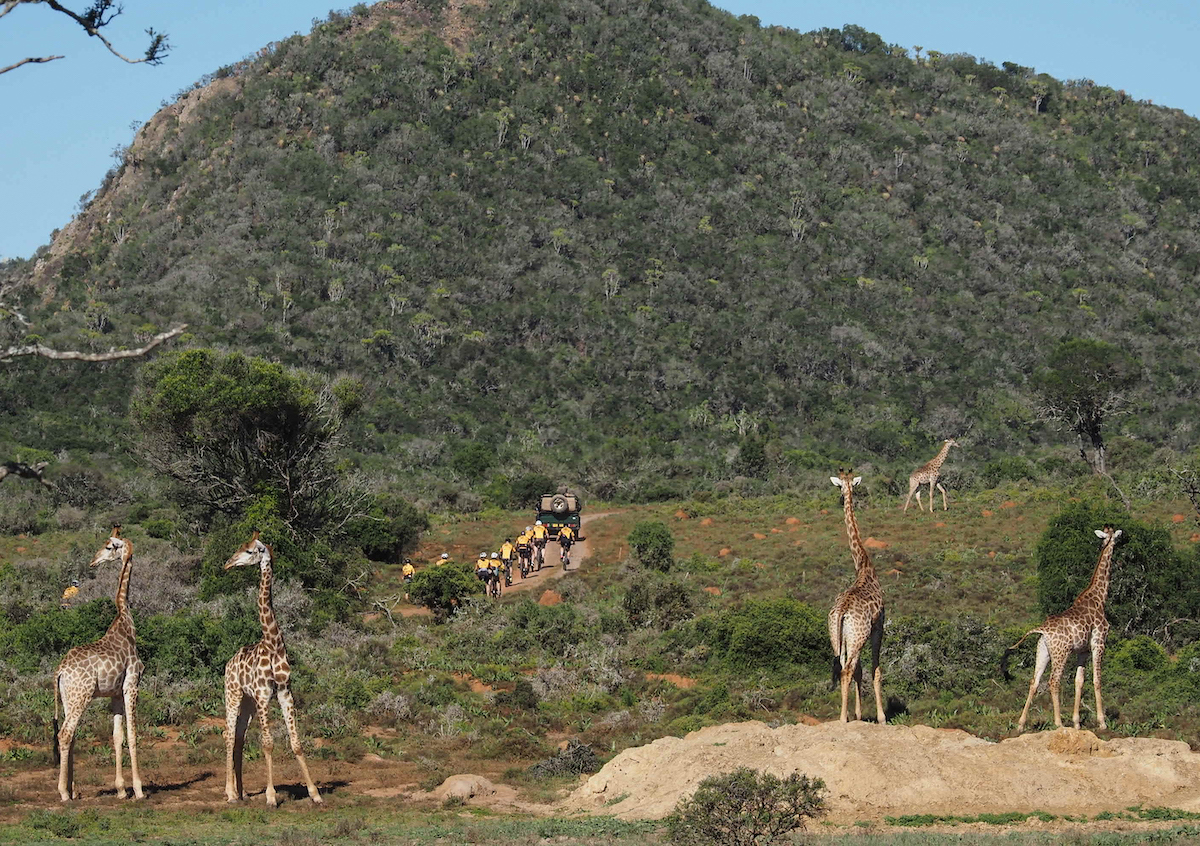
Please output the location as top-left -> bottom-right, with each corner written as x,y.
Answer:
502,559 -> 513,587
488,567 -> 503,598
559,540 -> 572,570
518,547 -> 532,579
534,540 -> 546,571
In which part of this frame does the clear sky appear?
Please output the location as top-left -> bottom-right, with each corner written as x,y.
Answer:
2,0 -> 1198,261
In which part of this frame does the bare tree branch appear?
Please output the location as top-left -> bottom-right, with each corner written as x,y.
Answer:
0,54 -> 64,74
0,324 -> 187,362
1,0 -> 168,75
0,460 -> 56,489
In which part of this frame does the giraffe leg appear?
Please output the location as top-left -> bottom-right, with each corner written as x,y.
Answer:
1048,654 -> 1067,729
225,688 -> 253,803
123,675 -> 144,799
1017,637 -> 1050,733
57,679 -> 87,802
1072,661 -> 1086,729
870,624 -> 885,724
914,490 -> 923,512
927,481 -> 936,512
936,482 -> 949,511
903,482 -> 918,511
852,659 -> 863,721
255,695 -> 277,808
111,701 -> 127,799
1092,643 -> 1107,730
277,687 -> 322,804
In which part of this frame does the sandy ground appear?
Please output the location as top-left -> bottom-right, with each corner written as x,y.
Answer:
567,720 -> 1200,824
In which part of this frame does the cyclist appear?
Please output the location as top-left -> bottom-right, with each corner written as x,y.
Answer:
475,552 -> 491,586
402,558 -> 415,601
515,528 -> 533,578
489,552 -> 503,597
437,552 -> 449,566
531,521 -> 549,570
499,538 -> 517,586
558,524 -> 576,569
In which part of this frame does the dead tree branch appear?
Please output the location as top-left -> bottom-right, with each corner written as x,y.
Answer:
1,324 -> 187,362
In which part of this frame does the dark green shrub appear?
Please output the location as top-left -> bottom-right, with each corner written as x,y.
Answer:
886,617 -> 1006,698
408,562 -> 481,622
450,443 -> 495,477
505,600 -> 593,655
343,492 -> 428,563
1107,635 -> 1168,676
0,599 -> 115,673
691,599 -> 826,672
143,518 -> 175,539
526,740 -> 600,779
495,679 -> 540,711
667,768 -> 827,846
628,521 -> 675,572
981,456 -> 1034,487
1035,501 -> 1200,645
623,575 -> 695,631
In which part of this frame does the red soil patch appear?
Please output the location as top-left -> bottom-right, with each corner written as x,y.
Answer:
771,528 -> 782,534
752,532 -> 767,540
1173,514 -> 1188,523
699,517 -> 714,527
863,537 -> 888,550
538,590 -> 562,606
703,587 -> 721,596
718,548 -> 732,557
785,517 -> 801,525
452,673 -> 495,694
1001,501 -> 1018,509
645,673 -> 697,689
987,551 -> 997,558
981,510 -> 995,517
934,522 -> 947,528
1190,534 -> 1200,543
674,510 -> 689,520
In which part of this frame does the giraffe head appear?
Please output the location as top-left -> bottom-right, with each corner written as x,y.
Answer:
90,525 -> 132,569
1094,526 -> 1122,544
830,469 -> 862,490
945,438 -> 958,448
224,530 -> 273,571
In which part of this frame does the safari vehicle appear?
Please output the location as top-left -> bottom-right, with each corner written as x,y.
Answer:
536,491 -> 584,540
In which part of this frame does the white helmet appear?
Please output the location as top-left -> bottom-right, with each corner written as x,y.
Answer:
525,526 -> 532,532
535,520 -> 542,526
441,552 -> 449,559
479,552 -> 487,559
491,552 -> 499,559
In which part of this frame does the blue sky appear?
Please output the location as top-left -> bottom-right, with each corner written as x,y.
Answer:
2,0 -> 1198,261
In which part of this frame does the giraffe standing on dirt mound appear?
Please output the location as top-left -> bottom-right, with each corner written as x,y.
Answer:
1003,526 -> 1121,732
828,471 -> 886,724
53,527 -> 145,802
903,439 -> 958,512
223,531 -> 322,807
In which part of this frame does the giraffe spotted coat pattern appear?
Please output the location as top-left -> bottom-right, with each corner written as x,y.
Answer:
903,438 -> 957,512
53,527 -> 145,802
828,471 -> 886,724
1005,526 -> 1121,732
223,531 -> 322,807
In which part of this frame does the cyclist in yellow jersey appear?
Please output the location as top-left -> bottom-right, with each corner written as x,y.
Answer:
531,521 -> 549,570
499,539 -> 516,586
515,529 -> 533,577
558,525 -> 576,569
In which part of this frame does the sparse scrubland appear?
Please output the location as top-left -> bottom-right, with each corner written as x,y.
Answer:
5,0 -> 1200,841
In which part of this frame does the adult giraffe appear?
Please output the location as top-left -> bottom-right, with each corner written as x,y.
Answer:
903,439 -> 958,512
53,527 -> 145,801
829,470 -> 886,723
1003,526 -> 1121,732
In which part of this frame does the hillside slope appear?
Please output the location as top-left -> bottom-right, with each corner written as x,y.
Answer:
4,0 -> 1200,502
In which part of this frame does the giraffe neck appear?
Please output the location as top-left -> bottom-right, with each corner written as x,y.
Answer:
257,556 -> 284,652
1081,537 -> 1116,605
842,486 -> 873,575
112,548 -> 135,632
927,441 -> 953,473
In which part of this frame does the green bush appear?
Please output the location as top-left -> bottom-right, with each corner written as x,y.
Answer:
667,768 -> 827,846
981,456 -> 1034,487
408,562 -> 481,622
343,492 -> 428,563
690,599 -> 826,672
623,575 -> 695,631
886,617 -> 1006,698
628,521 -> 675,572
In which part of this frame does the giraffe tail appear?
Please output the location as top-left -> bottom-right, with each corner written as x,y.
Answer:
51,672 -> 60,766
830,656 -> 843,690
1000,630 -> 1037,682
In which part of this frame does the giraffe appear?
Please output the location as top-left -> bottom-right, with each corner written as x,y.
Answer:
223,531 -> 322,807
1003,526 -> 1121,732
903,438 -> 958,512
53,527 -> 144,802
828,470 -> 886,723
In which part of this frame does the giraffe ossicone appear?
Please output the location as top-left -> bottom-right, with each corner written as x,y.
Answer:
223,530 -> 323,807
53,526 -> 145,802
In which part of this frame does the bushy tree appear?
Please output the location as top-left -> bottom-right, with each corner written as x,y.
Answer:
668,768 -> 826,846
1035,501 -> 1200,645
628,521 -> 675,572
343,492 -> 428,563
132,349 -> 352,534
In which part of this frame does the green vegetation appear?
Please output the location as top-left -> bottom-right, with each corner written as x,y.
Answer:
667,768 -> 827,846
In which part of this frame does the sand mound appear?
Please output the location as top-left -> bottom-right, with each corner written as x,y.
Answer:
566,721 -> 1200,823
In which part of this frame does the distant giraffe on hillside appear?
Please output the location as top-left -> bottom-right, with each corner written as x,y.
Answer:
903,439 -> 957,512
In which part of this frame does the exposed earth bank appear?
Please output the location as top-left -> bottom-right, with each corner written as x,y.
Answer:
566,720 -> 1200,824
